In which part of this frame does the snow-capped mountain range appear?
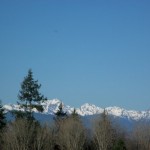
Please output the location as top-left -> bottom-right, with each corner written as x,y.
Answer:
3,99 -> 150,121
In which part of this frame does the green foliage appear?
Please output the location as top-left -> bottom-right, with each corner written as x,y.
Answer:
16,69 -> 47,119
113,139 -> 126,150
55,102 -> 67,118
54,103 -> 67,133
71,108 -> 78,117
0,100 -> 6,130
0,101 -> 6,150
70,108 -> 80,121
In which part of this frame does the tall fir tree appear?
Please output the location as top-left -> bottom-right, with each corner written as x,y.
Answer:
17,69 -> 47,119
0,100 -> 6,130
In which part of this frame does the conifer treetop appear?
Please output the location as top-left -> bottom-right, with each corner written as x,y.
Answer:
17,69 -> 47,117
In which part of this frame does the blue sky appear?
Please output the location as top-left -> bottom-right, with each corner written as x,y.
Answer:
0,0 -> 150,110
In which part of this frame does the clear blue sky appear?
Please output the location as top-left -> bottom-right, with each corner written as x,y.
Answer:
0,0 -> 150,110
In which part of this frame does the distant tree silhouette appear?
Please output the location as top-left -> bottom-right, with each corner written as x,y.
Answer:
0,100 -> 6,130
55,102 -> 67,119
70,108 -> 81,121
71,108 -> 78,117
0,100 -> 6,150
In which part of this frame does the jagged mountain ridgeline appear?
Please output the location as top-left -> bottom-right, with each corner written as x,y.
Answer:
3,99 -> 150,121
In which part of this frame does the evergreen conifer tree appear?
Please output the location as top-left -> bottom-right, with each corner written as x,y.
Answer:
55,102 -> 67,119
54,102 -> 67,132
113,139 -> 126,150
71,108 -> 79,119
0,100 -> 6,130
17,69 -> 47,119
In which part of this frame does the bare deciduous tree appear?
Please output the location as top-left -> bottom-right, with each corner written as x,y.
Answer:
55,116 -> 86,150
93,110 -> 116,150
3,119 -> 37,150
132,122 -> 150,150
3,119 -> 54,150
33,124 -> 54,150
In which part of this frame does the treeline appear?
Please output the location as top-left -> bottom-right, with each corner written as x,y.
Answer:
1,104 -> 150,150
0,69 -> 150,150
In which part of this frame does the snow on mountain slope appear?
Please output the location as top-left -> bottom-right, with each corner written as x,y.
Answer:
3,99 -> 150,121
76,103 -> 103,116
40,99 -> 74,114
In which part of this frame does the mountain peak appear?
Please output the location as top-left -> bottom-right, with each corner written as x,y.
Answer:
3,99 -> 150,121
